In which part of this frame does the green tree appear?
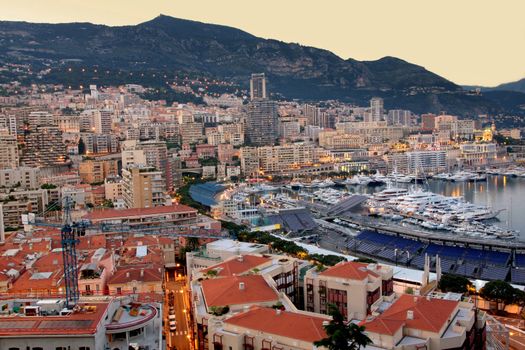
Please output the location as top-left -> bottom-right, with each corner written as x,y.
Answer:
480,280 -> 516,311
185,237 -> 200,251
314,304 -> 372,350
78,138 -> 86,155
438,274 -> 473,294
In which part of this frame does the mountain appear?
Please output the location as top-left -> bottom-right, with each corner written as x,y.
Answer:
464,78 -> 525,94
0,14 -> 524,115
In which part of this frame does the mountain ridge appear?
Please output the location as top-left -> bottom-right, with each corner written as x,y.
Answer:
0,14 -> 524,115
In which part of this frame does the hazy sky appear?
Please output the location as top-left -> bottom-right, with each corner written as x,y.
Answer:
1,0 -> 524,86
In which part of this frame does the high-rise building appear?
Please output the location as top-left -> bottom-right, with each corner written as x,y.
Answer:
0,130 -> 19,169
122,166 -> 166,208
368,97 -> 384,122
421,113 -> 437,131
0,114 -> 17,135
387,109 -> 412,126
245,100 -> 278,146
250,73 -> 267,100
94,109 -> 112,134
20,126 -> 67,168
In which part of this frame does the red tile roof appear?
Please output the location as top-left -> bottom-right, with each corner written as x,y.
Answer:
202,255 -> 271,277
201,275 -> 278,308
225,307 -> 328,343
320,261 -> 379,280
10,269 -> 64,293
361,294 -> 459,335
107,266 -> 163,285
83,204 -> 197,221
0,302 -> 109,336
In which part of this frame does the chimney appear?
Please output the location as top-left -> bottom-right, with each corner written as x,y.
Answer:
276,309 -> 281,315
239,282 -> 245,290
237,255 -> 243,262
140,269 -> 144,277
126,272 -> 130,278
407,310 -> 414,320
322,320 -> 329,326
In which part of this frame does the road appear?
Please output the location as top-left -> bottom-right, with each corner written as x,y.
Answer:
165,270 -> 192,350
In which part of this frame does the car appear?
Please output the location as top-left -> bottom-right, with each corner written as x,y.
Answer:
169,320 -> 177,331
168,314 -> 176,321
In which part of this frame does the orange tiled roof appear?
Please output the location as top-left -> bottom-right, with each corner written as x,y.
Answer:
361,294 -> 459,335
10,269 -> 64,293
320,261 -> 379,280
201,275 -> 278,308
107,266 -> 163,285
225,307 -> 328,343
32,251 -> 63,271
202,255 -> 270,277
0,302 -> 109,336
84,204 -> 197,221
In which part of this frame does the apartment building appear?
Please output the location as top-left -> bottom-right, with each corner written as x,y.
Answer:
0,167 -> 39,189
121,166 -> 166,208
319,130 -> 364,150
79,159 -> 119,184
240,144 -> 325,175
361,294 -> 486,350
0,130 -> 19,169
209,307 -> 330,350
304,261 -> 394,321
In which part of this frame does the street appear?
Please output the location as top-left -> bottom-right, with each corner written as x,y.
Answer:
165,269 -> 192,350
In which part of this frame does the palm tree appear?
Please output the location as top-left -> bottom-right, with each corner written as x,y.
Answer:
314,304 -> 372,350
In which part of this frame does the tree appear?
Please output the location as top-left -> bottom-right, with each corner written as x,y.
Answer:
78,138 -> 86,155
480,280 -> 516,311
314,304 -> 372,350
438,274 -> 473,294
185,237 -> 200,252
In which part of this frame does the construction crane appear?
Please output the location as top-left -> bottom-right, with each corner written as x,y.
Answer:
26,196 -> 232,308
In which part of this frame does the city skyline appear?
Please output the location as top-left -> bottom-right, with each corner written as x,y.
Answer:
0,0 -> 524,86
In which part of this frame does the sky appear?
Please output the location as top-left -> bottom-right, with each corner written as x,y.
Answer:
0,0 -> 524,87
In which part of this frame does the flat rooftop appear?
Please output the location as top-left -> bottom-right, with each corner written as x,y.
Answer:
0,302 -> 109,336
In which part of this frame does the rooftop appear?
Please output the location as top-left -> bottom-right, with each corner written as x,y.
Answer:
0,302 -> 109,336
320,261 -> 379,280
202,255 -> 271,277
224,307 -> 328,343
83,204 -> 197,221
201,275 -> 278,308
361,294 -> 459,335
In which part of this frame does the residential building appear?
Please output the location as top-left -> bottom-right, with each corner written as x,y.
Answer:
0,129 -> 19,169
304,261 -> 394,321
20,126 -> 68,168
245,100 -> 278,146
361,294 -> 486,350
421,113 -> 437,131
121,166 -> 166,208
0,167 -> 39,189
250,73 -> 267,100
79,159 -> 119,184
209,307 -> 330,350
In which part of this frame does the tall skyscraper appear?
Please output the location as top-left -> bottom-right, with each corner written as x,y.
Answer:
250,73 -> 267,101
369,97 -> 384,122
246,73 -> 277,146
246,100 -> 278,146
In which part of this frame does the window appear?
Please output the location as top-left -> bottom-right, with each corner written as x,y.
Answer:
79,347 -> 91,350
8,348 -> 20,350
32,348 -> 43,350
56,347 -> 67,350
116,287 -> 122,294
